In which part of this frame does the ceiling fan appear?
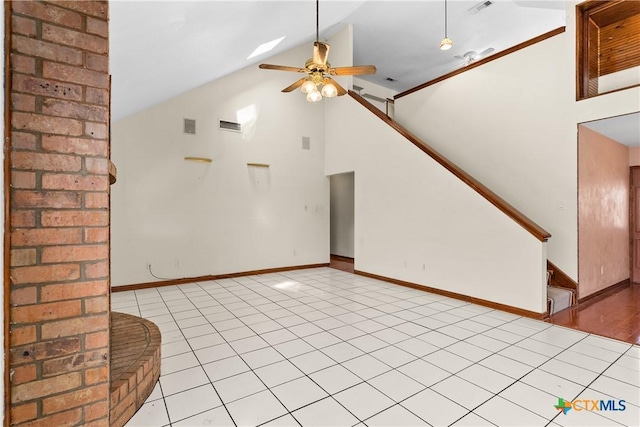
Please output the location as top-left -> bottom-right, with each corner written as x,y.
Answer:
442,48 -> 494,74
259,0 -> 376,102
454,48 -> 495,66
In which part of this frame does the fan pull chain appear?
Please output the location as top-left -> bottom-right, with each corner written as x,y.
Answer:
316,0 -> 319,42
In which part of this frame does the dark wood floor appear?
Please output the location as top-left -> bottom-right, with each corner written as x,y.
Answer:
548,283 -> 640,345
329,254 -> 354,273
330,256 -> 639,346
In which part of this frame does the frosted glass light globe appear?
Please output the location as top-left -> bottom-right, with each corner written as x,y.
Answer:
301,80 -> 316,94
321,83 -> 338,98
306,90 -> 322,102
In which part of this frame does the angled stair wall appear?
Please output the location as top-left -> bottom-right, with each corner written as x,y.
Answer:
325,92 -> 551,315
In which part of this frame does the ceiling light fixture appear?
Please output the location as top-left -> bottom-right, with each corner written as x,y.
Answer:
298,0 -> 337,102
321,80 -> 338,98
440,0 -> 453,51
258,0 -> 376,102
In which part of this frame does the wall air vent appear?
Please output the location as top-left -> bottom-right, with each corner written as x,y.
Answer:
468,0 -> 493,14
219,120 -> 242,133
184,118 -> 196,134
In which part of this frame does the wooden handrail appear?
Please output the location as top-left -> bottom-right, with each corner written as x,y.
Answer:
547,260 -> 577,290
348,90 -> 551,242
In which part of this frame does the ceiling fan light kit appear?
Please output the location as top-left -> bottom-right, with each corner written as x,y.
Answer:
300,79 -> 316,94
306,89 -> 323,103
321,81 -> 338,98
259,0 -> 376,102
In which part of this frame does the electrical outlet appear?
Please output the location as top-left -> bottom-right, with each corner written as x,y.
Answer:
175,258 -> 180,268
422,264 -> 426,271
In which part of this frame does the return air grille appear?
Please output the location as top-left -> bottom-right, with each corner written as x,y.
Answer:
468,0 -> 492,14
184,118 -> 196,134
219,120 -> 242,132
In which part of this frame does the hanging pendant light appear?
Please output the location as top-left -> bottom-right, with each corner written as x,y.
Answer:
440,0 -> 453,50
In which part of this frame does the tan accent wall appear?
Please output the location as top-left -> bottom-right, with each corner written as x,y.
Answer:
578,125 -> 629,298
629,146 -> 640,166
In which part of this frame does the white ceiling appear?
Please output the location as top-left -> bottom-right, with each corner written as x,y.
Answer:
109,0 -> 566,122
110,1 -> 640,147
581,112 -> 640,147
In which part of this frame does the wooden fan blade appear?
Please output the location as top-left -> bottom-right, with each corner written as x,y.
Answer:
330,65 -> 377,76
326,78 -> 347,96
259,64 -> 306,73
282,78 -> 307,93
313,42 -> 330,65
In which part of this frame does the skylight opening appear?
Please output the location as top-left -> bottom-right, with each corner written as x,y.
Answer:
247,36 -> 285,59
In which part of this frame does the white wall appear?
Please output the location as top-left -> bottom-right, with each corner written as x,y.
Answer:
111,42 -> 330,286
599,66 -> 640,94
394,1 -> 640,281
330,172 -> 354,258
353,77 -> 397,100
326,96 -> 547,314
353,77 -> 397,115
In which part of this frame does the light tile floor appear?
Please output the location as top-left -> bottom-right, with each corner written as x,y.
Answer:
115,268 -> 640,427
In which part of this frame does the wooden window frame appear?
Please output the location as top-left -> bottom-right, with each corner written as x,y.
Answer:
577,0 -> 640,100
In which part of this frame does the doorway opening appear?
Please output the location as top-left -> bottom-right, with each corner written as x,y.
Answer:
578,113 -> 639,295
329,172 -> 355,273
557,113 -> 640,344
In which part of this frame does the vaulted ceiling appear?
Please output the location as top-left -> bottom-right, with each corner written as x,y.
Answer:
109,1 -> 566,122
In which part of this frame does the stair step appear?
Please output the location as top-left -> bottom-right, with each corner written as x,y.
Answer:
547,285 -> 573,315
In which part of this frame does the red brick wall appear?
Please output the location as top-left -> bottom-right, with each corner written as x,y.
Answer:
8,1 -> 110,425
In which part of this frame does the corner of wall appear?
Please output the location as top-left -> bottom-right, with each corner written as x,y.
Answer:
111,41 -> 330,286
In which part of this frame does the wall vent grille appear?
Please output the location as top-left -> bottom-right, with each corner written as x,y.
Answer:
184,118 -> 196,134
468,0 -> 492,14
219,120 -> 242,132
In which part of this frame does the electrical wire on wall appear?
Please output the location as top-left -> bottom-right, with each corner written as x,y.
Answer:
147,263 -> 175,281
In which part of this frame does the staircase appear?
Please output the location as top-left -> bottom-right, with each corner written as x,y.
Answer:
546,268 -> 576,315
344,91 -> 566,318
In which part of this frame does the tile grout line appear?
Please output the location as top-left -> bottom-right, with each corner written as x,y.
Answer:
188,272 -> 448,425
155,285 -> 240,427
179,278 -> 337,426
122,268 -> 638,427
146,270 -> 543,424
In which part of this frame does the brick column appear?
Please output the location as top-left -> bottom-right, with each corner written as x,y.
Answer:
7,1 -> 110,425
